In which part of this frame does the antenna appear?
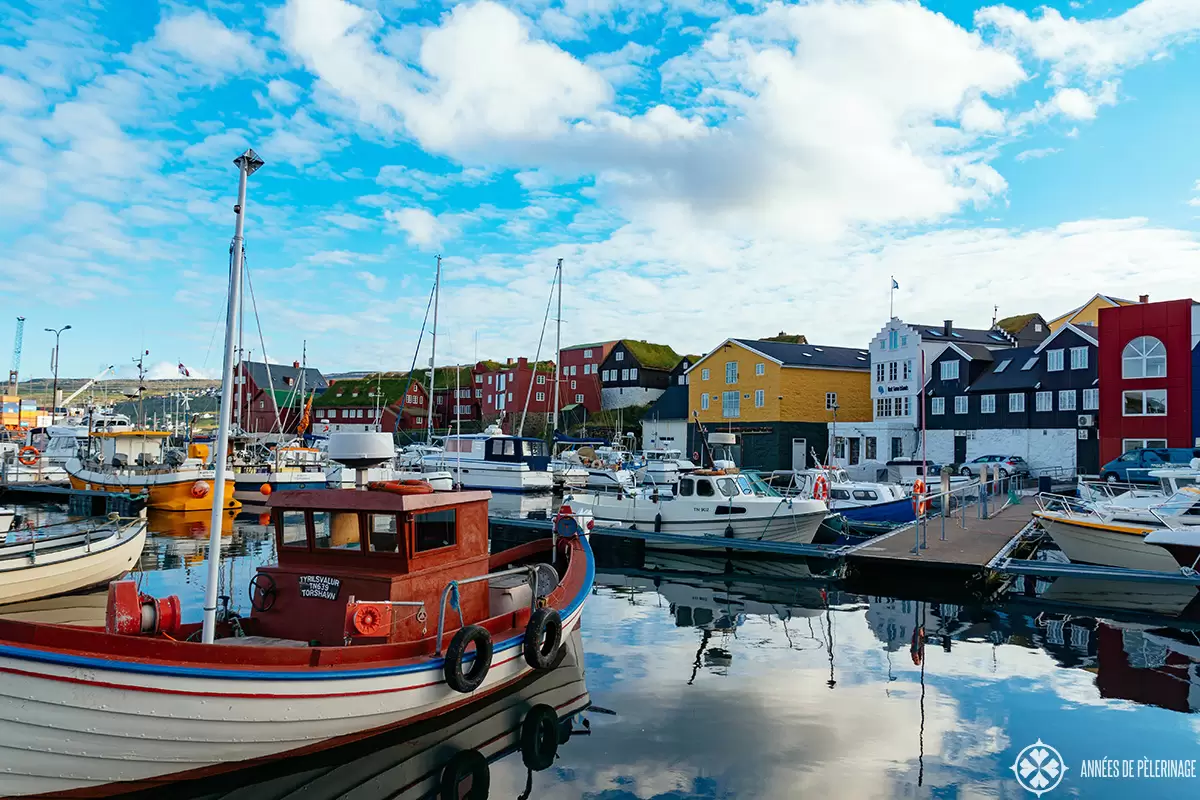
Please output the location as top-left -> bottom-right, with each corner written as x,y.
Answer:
8,316 -> 24,394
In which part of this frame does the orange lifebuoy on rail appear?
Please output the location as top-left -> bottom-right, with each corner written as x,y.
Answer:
812,474 -> 830,502
912,478 -> 928,516
17,446 -> 39,466
367,480 -> 435,495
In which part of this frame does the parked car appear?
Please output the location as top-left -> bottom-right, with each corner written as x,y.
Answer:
1100,448 -> 1200,484
958,455 -> 1030,479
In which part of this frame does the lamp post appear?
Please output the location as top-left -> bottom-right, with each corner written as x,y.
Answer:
45,325 -> 72,423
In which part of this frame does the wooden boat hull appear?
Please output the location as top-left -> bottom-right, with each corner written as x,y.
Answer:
68,470 -> 240,512
0,534 -> 593,798
0,521 -> 147,605
1034,513 -> 1180,572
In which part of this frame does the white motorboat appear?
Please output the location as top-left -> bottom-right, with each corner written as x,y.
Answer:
0,512 -> 148,604
769,467 -> 914,525
637,448 -> 698,487
422,425 -> 553,493
558,445 -> 636,490
1032,493 -> 1186,573
231,440 -> 328,500
567,470 -> 827,545
0,507 -> 14,534
549,458 -> 590,489
1077,465 -> 1200,524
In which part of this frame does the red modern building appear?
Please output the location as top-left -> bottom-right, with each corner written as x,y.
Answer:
559,341 -> 618,412
473,358 -> 557,422
1097,297 -> 1199,464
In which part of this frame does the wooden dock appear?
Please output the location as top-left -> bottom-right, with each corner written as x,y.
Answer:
848,500 -> 1035,573
0,482 -> 146,516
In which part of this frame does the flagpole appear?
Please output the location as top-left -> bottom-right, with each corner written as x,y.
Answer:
890,276 -> 895,319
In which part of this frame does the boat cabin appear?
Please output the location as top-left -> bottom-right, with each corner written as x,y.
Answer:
676,472 -> 776,499
257,488 -> 505,646
441,434 -> 551,470
90,431 -> 176,468
1149,466 -> 1200,496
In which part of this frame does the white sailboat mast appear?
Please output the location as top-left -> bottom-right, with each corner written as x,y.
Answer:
426,255 -> 440,444
552,258 -> 562,438
202,147 -> 263,645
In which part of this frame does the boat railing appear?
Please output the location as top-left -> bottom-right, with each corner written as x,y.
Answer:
5,513 -> 139,559
1034,491 -> 1098,518
433,564 -> 542,656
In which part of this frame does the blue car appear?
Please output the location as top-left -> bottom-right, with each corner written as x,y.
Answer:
1100,447 -> 1200,483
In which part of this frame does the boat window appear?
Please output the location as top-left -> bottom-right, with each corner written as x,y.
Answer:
831,489 -> 851,500
492,440 -> 504,455
852,490 -> 878,501
313,512 -> 361,552
1178,478 -> 1196,489
692,607 -> 714,627
679,478 -> 694,496
522,440 -> 547,457
414,509 -> 456,552
505,441 -> 515,456
279,511 -> 308,548
696,479 -> 715,497
717,478 -> 739,497
368,513 -> 399,553
736,476 -> 753,494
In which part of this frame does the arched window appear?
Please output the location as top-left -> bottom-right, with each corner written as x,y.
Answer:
1122,336 -> 1166,378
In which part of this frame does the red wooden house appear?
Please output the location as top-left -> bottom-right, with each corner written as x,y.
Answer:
235,361 -> 328,434
472,358 -> 556,422
313,375 -> 429,434
558,341 -> 617,413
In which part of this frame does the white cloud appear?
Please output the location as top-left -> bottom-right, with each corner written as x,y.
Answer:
375,164 -> 491,198
384,206 -> 456,248
267,78 -> 303,106
261,109 -> 345,167
355,270 -> 387,292
325,211 -> 375,230
1015,147 -> 1061,162
959,97 -> 1006,132
153,11 -> 265,74
585,42 -> 658,86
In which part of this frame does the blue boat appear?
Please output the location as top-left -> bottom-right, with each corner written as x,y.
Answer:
835,495 -> 916,525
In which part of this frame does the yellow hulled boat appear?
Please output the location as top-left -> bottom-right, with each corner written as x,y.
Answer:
66,431 -> 240,513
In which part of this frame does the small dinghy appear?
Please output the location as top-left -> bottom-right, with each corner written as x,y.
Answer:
0,513 -> 147,605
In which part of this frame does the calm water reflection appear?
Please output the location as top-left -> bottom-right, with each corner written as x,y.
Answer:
7,503 -> 1200,798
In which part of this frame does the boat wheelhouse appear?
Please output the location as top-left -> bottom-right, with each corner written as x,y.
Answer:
0,485 -> 593,796
424,426 -> 553,493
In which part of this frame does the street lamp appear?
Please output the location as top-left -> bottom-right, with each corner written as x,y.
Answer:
45,325 -> 72,422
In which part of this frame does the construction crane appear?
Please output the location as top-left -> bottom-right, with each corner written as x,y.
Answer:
8,316 -> 24,395
60,365 -> 116,410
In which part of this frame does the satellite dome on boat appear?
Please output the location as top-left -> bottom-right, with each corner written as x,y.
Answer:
327,431 -> 394,468
707,432 -> 737,446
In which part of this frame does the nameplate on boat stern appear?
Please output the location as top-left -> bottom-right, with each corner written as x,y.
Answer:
298,575 -> 342,601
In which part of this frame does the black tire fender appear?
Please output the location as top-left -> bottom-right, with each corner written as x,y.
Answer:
439,748 -> 490,799
444,625 -> 493,693
523,608 -> 563,670
520,704 -> 560,771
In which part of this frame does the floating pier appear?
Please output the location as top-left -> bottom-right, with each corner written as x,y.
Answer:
0,482 -> 146,517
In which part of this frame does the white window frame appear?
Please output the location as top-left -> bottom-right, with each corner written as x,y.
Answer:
981,395 -> 996,414
1009,393 -> 1025,412
1082,388 -> 1099,410
1058,390 -> 1076,411
1124,437 -> 1168,452
1122,336 -> 1166,379
1035,391 -> 1052,412
903,360 -> 912,380
755,362 -> 765,376
536,392 -> 545,402
722,390 -> 740,419
825,392 -> 837,411
629,368 -> 638,381
1046,349 -> 1064,372
537,374 -> 546,385
1122,389 -> 1167,416
725,361 -> 738,384
615,351 -> 624,361
755,389 -> 765,408
876,363 -> 885,381
701,368 -> 710,381
583,349 -> 592,359
931,397 -> 945,415
621,369 -> 629,380
575,394 -> 583,403
700,394 -> 709,411
940,360 -> 959,380
954,395 -> 968,414
1070,347 -> 1089,370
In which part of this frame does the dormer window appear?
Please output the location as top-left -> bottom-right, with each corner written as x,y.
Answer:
940,360 -> 960,380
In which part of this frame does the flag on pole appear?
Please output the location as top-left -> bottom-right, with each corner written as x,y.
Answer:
177,363 -> 191,377
297,390 -> 315,434
891,278 -> 899,290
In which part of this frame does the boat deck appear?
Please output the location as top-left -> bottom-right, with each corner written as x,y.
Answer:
848,500 -> 1034,572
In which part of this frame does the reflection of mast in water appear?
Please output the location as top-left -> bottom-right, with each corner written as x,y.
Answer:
823,591 -> 836,689
916,600 -> 927,787
688,629 -> 712,686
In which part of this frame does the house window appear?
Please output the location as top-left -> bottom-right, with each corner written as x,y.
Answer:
1070,347 -> 1089,370
1009,393 -> 1025,412
571,380 -> 576,389
1122,336 -> 1166,378
888,362 -> 898,381
679,375 -> 686,385
701,368 -> 710,381
537,374 -> 546,385
1059,390 -> 1077,411
876,363 -> 885,381
883,397 -> 893,416
876,398 -> 885,417
901,335 -> 908,347
258,400 -> 264,409
1123,389 -> 1167,416
1035,391 -> 1052,411
1035,323 -> 1043,332
825,392 -> 837,410
536,392 -> 545,402
1124,438 -> 1168,452
865,437 -> 877,460
487,375 -> 493,384
488,395 -> 494,404
902,360 -> 912,380
584,349 -> 592,358
1046,349 -> 1064,371
889,330 -> 899,349
615,351 -> 624,361
1082,388 -> 1099,410
931,397 -> 945,415
902,397 -> 910,416
620,369 -> 629,380
474,375 -> 482,384
954,395 -> 967,414
571,366 -> 578,376
701,394 -> 709,411
981,395 -> 996,414
508,392 -> 513,401
725,362 -> 738,384
994,359 -> 1011,373
755,362 -> 765,376
722,390 -> 740,418
940,360 -> 959,380
755,389 -> 765,407
628,368 -> 637,381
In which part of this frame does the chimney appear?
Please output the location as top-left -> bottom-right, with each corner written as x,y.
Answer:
943,320 -> 953,336
292,361 -> 300,369
518,357 -> 528,369
506,357 -> 513,365
1139,294 -> 1150,304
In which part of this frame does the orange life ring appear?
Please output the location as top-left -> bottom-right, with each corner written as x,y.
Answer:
912,478 -> 928,516
17,446 -> 39,466
191,481 -> 211,499
367,480 -> 435,495
812,474 -> 830,502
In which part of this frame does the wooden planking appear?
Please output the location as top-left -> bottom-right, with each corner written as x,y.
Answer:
849,502 -> 1033,569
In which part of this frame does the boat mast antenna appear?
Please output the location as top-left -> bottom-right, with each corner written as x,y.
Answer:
551,258 -> 562,441
517,259 -> 559,438
202,147 -> 263,645
426,255 -> 440,445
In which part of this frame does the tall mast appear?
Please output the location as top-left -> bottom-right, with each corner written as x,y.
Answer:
299,339 -> 306,433
426,255 -> 440,444
236,259 -> 244,434
552,258 -> 562,439
202,147 -> 263,645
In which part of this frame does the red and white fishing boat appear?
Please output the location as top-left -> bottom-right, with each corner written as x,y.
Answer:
0,485 -> 594,797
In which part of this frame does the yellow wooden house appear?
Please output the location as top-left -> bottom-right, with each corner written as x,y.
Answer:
1047,293 -> 1142,332
687,338 -> 871,470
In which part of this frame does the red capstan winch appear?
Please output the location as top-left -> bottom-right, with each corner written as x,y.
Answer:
105,580 -> 183,636
344,598 -> 393,640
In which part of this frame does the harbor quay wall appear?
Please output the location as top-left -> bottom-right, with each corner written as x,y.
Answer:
923,428 -> 1078,474
602,386 -> 665,410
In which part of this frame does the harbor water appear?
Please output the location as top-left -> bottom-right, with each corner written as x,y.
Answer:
5,501 -> 1200,798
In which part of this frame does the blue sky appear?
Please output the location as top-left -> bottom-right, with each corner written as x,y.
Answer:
2,0 -> 1199,380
